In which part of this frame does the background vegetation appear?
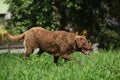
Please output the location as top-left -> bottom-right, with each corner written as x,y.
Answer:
0,51 -> 120,80
1,1 -> 120,79
4,0 -> 120,49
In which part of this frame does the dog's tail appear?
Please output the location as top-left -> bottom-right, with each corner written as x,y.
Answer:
4,32 -> 25,41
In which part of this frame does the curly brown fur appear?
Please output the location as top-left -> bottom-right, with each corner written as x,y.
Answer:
5,27 -> 93,64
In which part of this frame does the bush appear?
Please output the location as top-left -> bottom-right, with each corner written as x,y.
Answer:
5,0 -> 120,49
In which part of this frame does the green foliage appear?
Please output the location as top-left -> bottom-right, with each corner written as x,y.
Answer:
0,26 -> 7,35
4,0 -> 120,49
0,51 -> 120,80
4,0 -> 84,30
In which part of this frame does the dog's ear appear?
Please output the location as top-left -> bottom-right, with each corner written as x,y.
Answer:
75,36 -> 85,48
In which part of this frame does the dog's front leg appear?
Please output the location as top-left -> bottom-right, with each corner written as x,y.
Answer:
53,56 -> 59,65
61,54 -> 73,61
53,53 -> 60,65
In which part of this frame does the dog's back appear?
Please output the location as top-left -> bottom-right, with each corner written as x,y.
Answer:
33,30 -> 76,54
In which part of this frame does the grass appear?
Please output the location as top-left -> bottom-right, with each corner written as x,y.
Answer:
0,50 -> 120,80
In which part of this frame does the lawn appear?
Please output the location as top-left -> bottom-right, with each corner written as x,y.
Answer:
0,50 -> 120,80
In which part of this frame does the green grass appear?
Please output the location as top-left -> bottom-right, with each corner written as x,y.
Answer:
0,50 -> 120,80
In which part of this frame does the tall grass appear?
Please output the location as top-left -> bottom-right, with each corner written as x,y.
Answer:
0,50 -> 120,80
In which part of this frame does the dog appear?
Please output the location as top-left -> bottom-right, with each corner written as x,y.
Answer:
5,27 -> 93,64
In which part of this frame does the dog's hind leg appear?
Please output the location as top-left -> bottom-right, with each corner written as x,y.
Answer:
23,40 -> 34,60
24,47 -> 34,60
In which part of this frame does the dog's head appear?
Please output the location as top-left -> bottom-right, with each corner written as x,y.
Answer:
75,36 -> 93,55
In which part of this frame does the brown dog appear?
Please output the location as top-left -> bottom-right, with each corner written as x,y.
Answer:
5,27 -> 93,64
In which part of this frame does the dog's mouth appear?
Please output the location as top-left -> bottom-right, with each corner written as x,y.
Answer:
81,48 -> 89,55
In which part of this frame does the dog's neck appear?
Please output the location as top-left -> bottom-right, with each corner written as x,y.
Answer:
73,42 -> 78,51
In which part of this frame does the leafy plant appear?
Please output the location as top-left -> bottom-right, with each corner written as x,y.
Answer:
0,50 -> 120,80
0,26 -> 7,35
